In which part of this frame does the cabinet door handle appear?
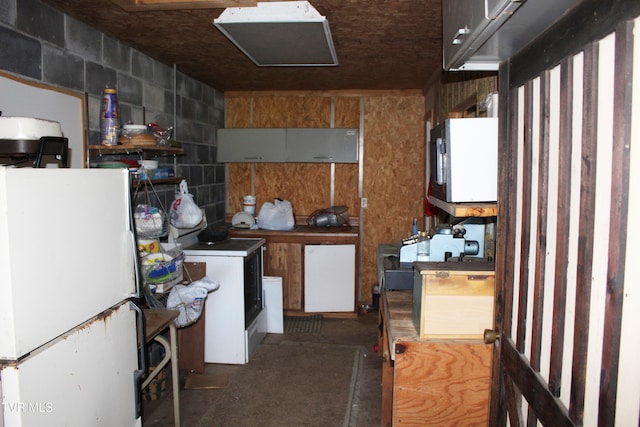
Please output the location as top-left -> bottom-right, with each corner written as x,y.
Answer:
452,26 -> 470,45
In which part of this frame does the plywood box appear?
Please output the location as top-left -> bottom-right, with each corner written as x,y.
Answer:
380,289 -> 492,426
412,261 -> 494,339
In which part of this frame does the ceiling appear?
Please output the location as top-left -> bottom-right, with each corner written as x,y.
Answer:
43,0 -> 444,92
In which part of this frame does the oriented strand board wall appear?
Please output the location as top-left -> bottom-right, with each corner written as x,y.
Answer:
224,91 -> 425,303
226,94 -> 361,217
362,96 -> 425,296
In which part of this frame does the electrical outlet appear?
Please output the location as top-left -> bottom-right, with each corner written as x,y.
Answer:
361,197 -> 368,208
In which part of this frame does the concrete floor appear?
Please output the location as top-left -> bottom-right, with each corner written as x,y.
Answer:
143,310 -> 382,426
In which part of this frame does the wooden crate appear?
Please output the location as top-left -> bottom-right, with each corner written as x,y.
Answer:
412,261 -> 494,339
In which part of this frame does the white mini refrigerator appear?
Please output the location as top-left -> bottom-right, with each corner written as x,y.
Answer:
0,168 -> 142,427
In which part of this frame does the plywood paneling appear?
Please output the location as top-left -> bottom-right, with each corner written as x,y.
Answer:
361,96 -> 425,296
254,163 -> 331,216
227,163 -> 252,213
225,97 -> 252,127
253,96 -> 331,127
393,342 -> 491,425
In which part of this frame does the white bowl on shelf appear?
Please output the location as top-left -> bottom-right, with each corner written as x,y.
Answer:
122,124 -> 148,135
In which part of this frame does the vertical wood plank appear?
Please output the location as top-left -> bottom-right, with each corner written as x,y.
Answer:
549,57 -> 574,398
490,61 -> 519,427
569,40 -> 599,424
530,70 -> 551,372
598,20 -> 634,426
516,81 -> 534,353
527,70 -> 552,427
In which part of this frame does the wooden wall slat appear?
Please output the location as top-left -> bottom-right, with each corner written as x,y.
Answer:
490,61 -> 518,427
549,57 -> 574,398
516,81 -> 535,353
598,20 -> 634,425
530,70 -> 551,374
569,41 -> 599,424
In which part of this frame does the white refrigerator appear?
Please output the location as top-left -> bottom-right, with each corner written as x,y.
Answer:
0,168 -> 143,427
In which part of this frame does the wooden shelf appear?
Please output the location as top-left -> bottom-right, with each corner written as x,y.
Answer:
87,144 -> 184,157
131,177 -> 183,187
428,196 -> 497,217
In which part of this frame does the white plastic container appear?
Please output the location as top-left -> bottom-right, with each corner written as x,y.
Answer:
263,276 -> 283,333
243,195 -> 256,215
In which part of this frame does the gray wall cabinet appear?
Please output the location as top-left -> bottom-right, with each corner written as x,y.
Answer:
217,128 -> 286,162
217,128 -> 359,163
285,128 -> 358,163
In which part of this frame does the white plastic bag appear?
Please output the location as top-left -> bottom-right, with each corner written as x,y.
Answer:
257,199 -> 295,230
166,277 -> 220,327
169,180 -> 203,228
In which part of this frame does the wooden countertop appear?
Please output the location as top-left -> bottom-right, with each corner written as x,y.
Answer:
229,224 -> 358,236
228,225 -> 359,244
414,260 -> 495,274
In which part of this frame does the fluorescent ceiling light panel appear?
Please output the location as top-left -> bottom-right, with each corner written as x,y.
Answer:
213,1 -> 338,66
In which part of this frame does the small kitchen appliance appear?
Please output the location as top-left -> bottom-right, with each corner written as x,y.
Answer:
429,117 -> 498,203
0,116 -> 69,167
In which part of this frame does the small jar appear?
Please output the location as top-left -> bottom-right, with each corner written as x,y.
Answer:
417,231 -> 430,261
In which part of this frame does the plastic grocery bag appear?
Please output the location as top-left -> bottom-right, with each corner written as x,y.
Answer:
169,180 -> 203,228
166,277 -> 220,327
257,198 -> 295,230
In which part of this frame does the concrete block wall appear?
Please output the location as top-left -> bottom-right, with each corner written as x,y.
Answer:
0,0 -> 226,224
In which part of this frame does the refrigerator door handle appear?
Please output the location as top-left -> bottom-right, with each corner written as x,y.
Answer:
129,229 -> 142,299
129,299 -> 146,420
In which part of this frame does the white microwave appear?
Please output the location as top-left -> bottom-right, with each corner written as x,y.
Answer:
429,118 -> 498,203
